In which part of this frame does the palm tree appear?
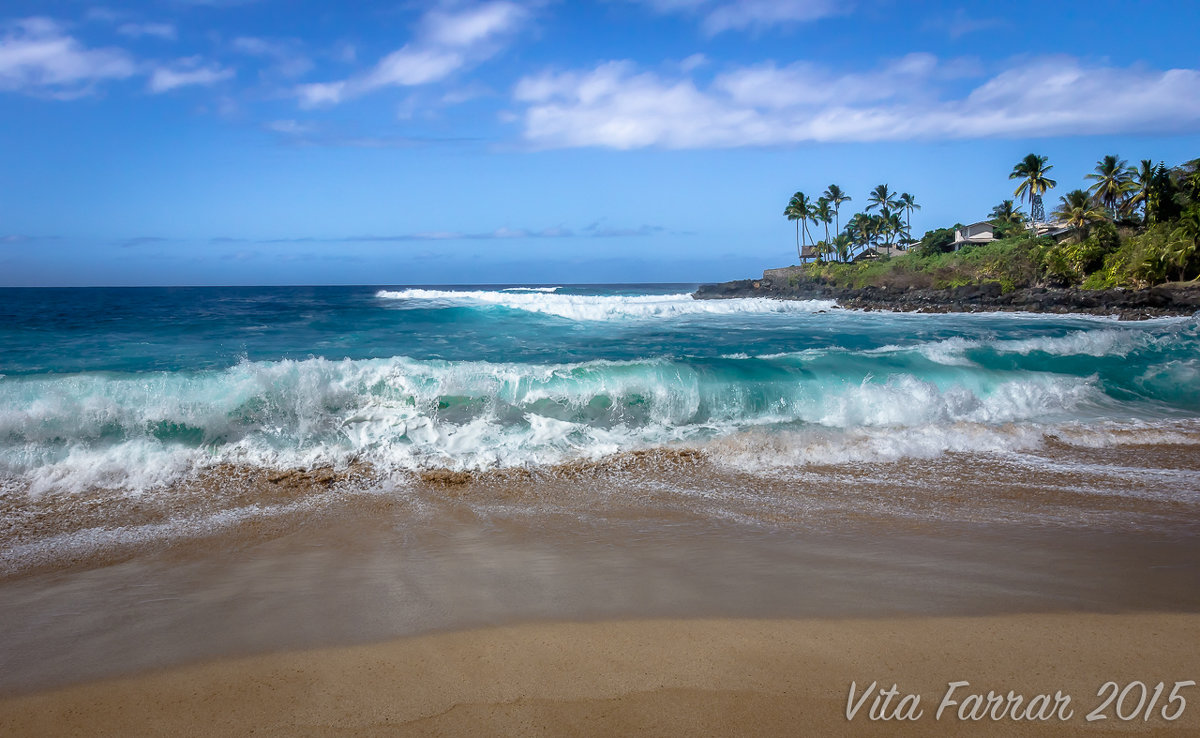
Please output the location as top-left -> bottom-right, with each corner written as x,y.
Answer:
1167,208 -> 1200,281
1010,153 -> 1056,223
1085,155 -> 1135,217
1052,189 -> 1105,239
822,185 -> 851,235
866,184 -> 897,214
844,215 -> 864,257
1128,159 -> 1155,223
897,193 -> 920,244
886,212 -> 904,251
784,192 -> 811,261
866,213 -> 884,250
989,199 -> 1027,225
832,233 -> 852,263
813,197 -> 834,245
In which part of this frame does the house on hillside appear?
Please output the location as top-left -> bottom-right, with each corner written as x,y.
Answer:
951,219 -> 1072,250
1029,220 -> 1072,239
952,221 -> 998,249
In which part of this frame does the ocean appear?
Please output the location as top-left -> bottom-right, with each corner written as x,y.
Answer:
3,282 -> 1198,484
3,283 -> 1200,689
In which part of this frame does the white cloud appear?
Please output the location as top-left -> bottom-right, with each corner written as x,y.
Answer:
703,0 -> 846,33
678,53 -> 707,72
296,80 -> 347,107
252,224 -> 661,242
363,46 -> 464,87
265,119 -> 314,135
926,9 -> 1008,39
231,36 -> 280,55
511,55 -> 1200,149
231,36 -> 312,78
85,8 -> 124,23
422,2 -> 528,47
295,1 -> 530,108
148,57 -> 235,93
627,0 -> 848,34
117,22 -> 177,40
0,17 -> 135,97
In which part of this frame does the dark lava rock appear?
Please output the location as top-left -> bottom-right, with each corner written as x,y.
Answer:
693,276 -> 1200,320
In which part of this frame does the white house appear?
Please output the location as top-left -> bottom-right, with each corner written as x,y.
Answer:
1029,220 -> 1072,238
952,219 -> 1072,250
952,221 -> 997,249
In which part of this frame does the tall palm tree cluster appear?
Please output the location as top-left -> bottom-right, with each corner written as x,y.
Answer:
1010,152 -> 1200,282
1004,153 -> 1171,235
783,184 -> 919,263
1026,154 -> 1160,230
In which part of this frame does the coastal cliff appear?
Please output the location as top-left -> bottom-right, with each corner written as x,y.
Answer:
694,266 -> 1200,319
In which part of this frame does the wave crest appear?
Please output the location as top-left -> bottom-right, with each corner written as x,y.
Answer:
0,353 -> 1122,494
375,289 -> 838,320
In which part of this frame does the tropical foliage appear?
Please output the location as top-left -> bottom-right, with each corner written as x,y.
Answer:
1052,189 -> 1106,237
786,153 -> 1200,290
1085,154 -> 1135,217
1010,153 -> 1056,223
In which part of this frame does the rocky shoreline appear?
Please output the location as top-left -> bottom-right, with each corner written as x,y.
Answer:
694,267 -> 1200,320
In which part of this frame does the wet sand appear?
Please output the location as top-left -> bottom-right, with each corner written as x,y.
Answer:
3,614 -> 1199,736
2,438 -> 1199,733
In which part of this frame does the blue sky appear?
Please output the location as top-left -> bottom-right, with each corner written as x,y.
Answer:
2,0 -> 1199,286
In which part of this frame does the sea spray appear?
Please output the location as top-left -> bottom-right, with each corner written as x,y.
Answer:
1,286 -> 1197,495
375,289 -> 838,320
0,352 -> 1150,494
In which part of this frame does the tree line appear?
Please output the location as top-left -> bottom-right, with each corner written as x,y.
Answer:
793,153 -> 1200,289
783,185 -> 919,263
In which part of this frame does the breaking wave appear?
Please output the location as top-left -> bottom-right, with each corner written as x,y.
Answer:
375,289 -> 838,320
0,348 -> 1163,495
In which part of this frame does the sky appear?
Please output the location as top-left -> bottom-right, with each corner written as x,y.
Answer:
1,0 -> 1200,287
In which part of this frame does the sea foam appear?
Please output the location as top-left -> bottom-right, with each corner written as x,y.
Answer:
0,352 -> 1130,494
375,289 -> 838,320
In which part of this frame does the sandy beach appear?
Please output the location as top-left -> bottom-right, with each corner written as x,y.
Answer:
2,441 -> 1200,735
3,288 -> 1199,736
3,614 -> 1198,736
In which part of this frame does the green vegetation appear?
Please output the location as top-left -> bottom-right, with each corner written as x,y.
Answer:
784,154 -> 1200,291
782,182 -> 916,264
1009,153 -> 1056,223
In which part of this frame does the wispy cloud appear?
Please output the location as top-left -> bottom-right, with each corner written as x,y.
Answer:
85,8 -> 124,23
0,17 -> 135,98
264,118 -> 314,135
253,224 -> 665,243
583,221 -> 665,237
230,36 -> 312,78
116,236 -> 172,247
626,0 -> 849,34
296,1 -> 531,108
925,9 -> 1008,39
512,55 -> 1200,148
148,56 -> 235,92
117,22 -> 178,40
169,0 -> 265,6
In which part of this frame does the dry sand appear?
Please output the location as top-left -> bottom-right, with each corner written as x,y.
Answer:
3,613 -> 1199,736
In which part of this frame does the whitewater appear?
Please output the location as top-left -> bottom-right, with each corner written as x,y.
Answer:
1,284 -> 1198,496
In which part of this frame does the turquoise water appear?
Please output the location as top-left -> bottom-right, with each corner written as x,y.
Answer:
1,284 -> 1198,493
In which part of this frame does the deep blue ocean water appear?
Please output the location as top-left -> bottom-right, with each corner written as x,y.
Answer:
1,284 -> 1198,493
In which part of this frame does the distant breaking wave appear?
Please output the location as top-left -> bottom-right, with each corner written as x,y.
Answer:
501,286 -> 561,293
375,289 -> 838,320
